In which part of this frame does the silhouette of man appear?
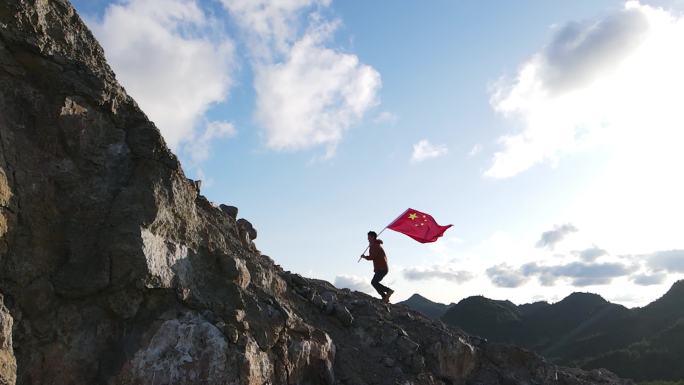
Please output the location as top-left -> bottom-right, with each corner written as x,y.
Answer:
361,231 -> 394,303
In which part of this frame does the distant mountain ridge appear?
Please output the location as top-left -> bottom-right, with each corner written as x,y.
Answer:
398,294 -> 453,319
400,281 -> 684,382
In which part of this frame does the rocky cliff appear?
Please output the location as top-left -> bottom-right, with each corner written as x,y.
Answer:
0,1 -> 632,384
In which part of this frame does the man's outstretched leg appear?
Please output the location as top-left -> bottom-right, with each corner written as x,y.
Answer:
371,270 -> 394,302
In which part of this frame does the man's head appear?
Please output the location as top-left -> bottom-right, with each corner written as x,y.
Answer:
367,231 -> 377,241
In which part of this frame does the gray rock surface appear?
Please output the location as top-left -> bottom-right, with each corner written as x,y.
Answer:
220,204 -> 239,220
0,1 -> 633,385
0,297 -> 15,385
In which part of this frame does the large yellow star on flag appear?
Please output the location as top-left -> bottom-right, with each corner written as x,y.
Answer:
408,213 -> 418,220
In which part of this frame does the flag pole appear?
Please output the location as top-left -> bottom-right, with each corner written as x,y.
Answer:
357,208 -> 409,263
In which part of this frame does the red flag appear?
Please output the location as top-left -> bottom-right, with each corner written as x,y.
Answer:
387,208 -> 452,243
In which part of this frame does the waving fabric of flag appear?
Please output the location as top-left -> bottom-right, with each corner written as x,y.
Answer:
387,208 -> 452,243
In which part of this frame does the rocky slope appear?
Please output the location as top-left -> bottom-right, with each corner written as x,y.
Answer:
0,1 -> 631,384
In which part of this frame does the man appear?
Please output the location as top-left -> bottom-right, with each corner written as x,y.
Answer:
361,231 -> 394,303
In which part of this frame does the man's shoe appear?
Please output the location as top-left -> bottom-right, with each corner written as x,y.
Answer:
384,289 -> 394,303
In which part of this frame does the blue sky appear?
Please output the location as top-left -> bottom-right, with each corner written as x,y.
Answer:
71,0 -> 684,307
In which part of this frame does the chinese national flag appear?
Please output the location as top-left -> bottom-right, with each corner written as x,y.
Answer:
387,208 -> 452,243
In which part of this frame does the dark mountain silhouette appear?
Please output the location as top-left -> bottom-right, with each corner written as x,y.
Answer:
640,280 -> 684,327
401,281 -> 684,382
518,300 -> 550,316
580,281 -> 684,381
397,294 -> 453,319
441,296 -> 523,341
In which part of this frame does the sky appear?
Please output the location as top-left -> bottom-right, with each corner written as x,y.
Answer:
70,0 -> 684,308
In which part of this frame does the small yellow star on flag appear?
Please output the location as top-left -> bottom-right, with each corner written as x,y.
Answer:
386,208 -> 453,243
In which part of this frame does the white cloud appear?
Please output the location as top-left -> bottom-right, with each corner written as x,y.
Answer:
222,1 -> 381,157
374,111 -> 399,125
186,120 -> 237,165
411,139 -> 448,163
403,266 -> 473,283
536,223 -> 578,249
390,227 -> 675,307
468,144 -> 482,157
486,2 -> 684,178
647,250 -> 684,273
427,236 -> 464,259
88,0 -> 235,151
221,0 -> 330,58
572,245 -> 608,262
254,21 -> 381,156
89,0 -> 377,163
334,274 -> 373,293
522,261 -> 637,287
631,272 -> 666,286
486,264 -> 529,288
